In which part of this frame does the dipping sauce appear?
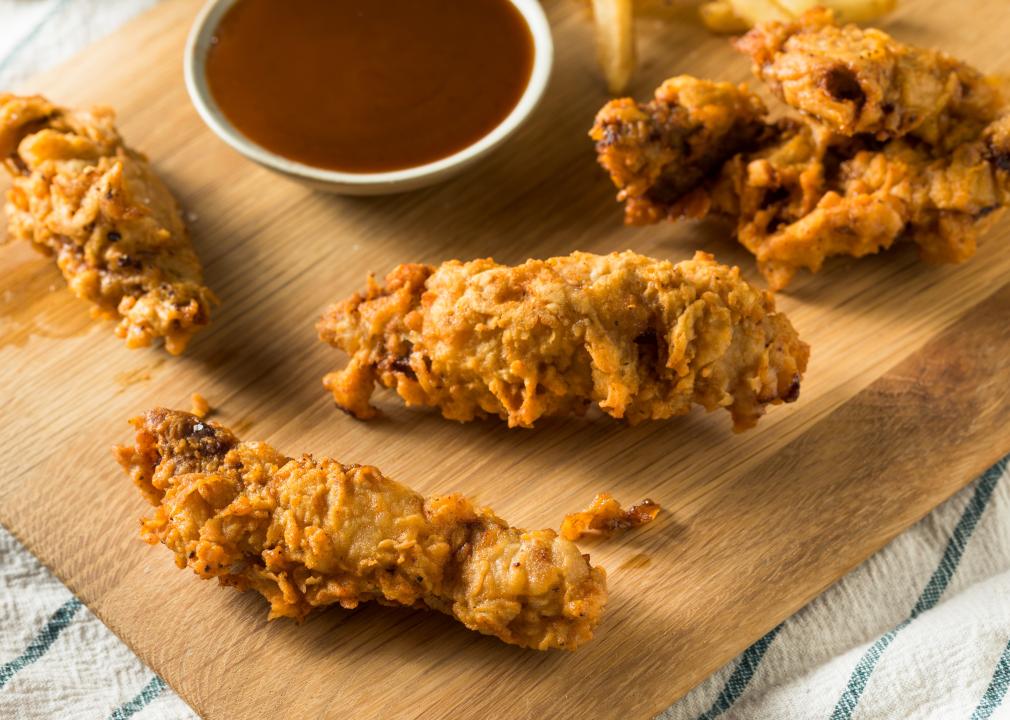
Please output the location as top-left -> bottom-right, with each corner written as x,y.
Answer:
205,0 -> 536,173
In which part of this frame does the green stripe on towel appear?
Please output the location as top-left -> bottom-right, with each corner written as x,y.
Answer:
830,459 -> 1006,720
694,624 -> 784,720
108,675 -> 167,720
971,639 -> 1010,720
0,596 -> 82,689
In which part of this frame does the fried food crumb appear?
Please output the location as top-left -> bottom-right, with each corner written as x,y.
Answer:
116,409 -> 608,651
189,393 -> 210,419
561,493 -> 661,541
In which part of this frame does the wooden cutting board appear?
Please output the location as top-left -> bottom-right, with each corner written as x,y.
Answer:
2,1 -> 1009,717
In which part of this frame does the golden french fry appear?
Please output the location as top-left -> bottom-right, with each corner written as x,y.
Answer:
818,0 -> 897,23
701,0 -> 897,33
699,0 -> 752,32
722,0 -> 794,26
592,0 -> 636,94
633,0 -> 695,21
770,0 -> 824,17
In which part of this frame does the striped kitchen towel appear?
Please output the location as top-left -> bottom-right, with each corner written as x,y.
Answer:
2,2 -> 1010,718
0,525 -> 197,720
659,457 -> 1010,720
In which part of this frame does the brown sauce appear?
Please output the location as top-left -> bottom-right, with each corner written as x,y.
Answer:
205,0 -> 535,173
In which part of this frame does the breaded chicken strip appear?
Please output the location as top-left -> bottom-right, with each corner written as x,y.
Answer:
318,251 -> 809,431
590,76 -> 771,225
736,8 -> 1005,145
1,94 -> 215,353
116,409 -> 607,651
591,12 -> 1010,289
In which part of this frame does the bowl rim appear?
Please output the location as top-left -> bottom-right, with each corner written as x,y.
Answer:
183,0 -> 554,188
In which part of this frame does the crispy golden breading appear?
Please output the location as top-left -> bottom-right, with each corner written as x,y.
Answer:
560,493 -> 660,541
710,118 -> 1010,288
1,94 -> 215,353
116,409 -> 607,651
736,8 -> 1004,145
590,76 -> 771,225
318,251 -> 809,431
591,11 -> 1010,290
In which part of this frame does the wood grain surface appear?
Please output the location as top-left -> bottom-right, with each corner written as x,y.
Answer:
2,1 -> 1009,718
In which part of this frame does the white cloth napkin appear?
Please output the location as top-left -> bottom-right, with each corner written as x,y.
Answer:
2,3 -> 1009,719
0,0 -> 159,89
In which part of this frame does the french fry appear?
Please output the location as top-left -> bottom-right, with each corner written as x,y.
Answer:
698,0 -> 751,33
592,0 -> 636,94
727,0 -> 794,26
700,0 -> 897,33
816,0 -> 897,23
633,0 -> 695,21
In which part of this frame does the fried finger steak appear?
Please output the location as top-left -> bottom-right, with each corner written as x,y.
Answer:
1,94 -> 215,353
117,409 -> 607,650
591,10 -> 1010,290
318,251 -> 809,431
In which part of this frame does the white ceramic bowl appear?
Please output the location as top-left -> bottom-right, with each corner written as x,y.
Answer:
184,0 -> 553,195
